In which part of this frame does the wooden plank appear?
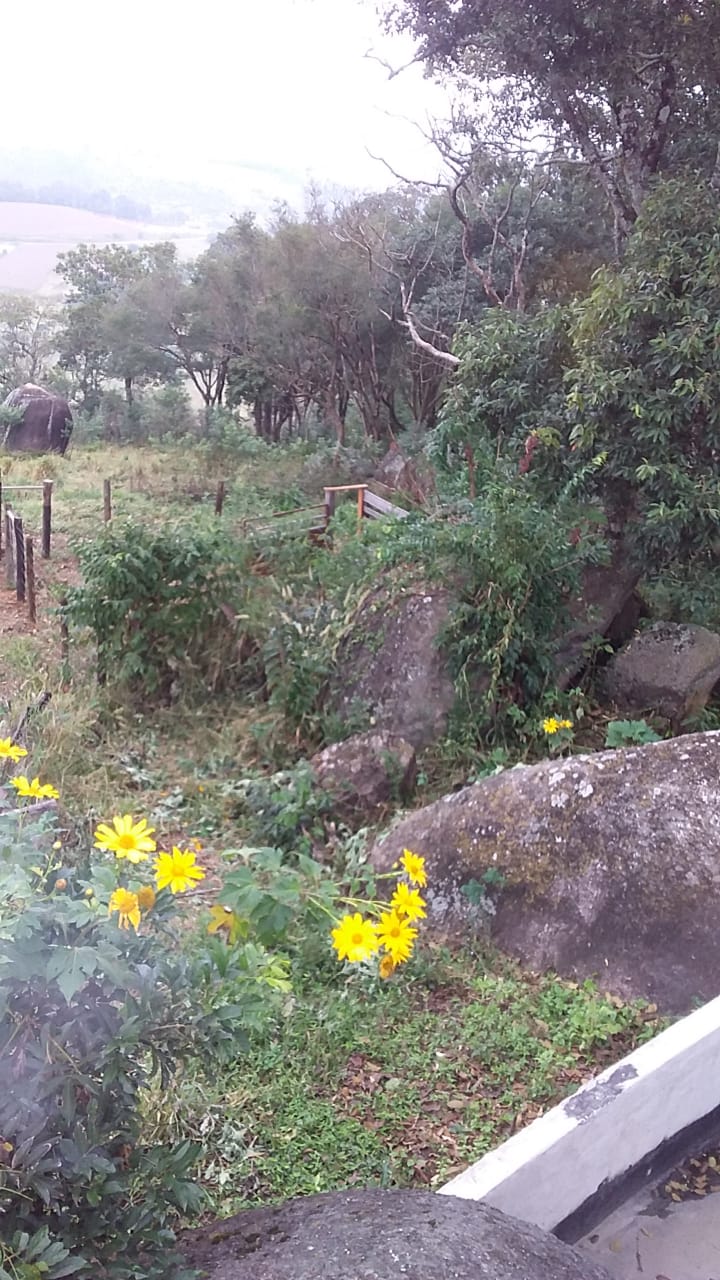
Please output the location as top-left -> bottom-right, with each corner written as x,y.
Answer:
322,483 -> 368,493
363,490 -> 409,519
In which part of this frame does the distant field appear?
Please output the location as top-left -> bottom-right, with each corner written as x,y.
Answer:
0,202 -> 211,296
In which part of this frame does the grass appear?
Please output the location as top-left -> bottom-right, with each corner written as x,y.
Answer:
1,436 -> 669,1220
145,946 -> 661,1217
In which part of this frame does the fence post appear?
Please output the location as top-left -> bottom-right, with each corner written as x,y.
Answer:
0,472 -> 3,557
42,480 -> 52,558
215,479 -> 226,516
14,515 -> 25,603
25,536 -> 36,623
103,478 -> 112,524
59,596 -> 70,688
5,511 -> 14,587
323,488 -> 336,528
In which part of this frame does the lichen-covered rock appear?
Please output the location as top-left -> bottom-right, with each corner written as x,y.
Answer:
371,731 -> 720,1011
604,621 -> 720,721
310,730 -> 416,822
2,383 -> 73,455
180,1188 -> 614,1280
332,588 -> 457,749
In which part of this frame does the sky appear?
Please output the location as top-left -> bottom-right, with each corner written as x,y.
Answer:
4,0 -> 453,209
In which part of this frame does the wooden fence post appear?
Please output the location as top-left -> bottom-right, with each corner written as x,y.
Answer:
5,511 -> 14,588
215,479 -> 226,516
42,480 -> 52,558
103,478 -> 112,524
0,472 -> 3,557
323,488 -> 336,528
25,536 -> 36,623
14,515 -> 25,603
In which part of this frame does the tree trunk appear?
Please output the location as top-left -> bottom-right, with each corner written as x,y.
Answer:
124,375 -> 134,407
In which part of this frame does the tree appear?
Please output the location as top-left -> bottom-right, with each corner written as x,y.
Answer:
56,242 -> 177,410
0,295 -> 61,392
385,0 -> 720,240
566,178 -> 720,567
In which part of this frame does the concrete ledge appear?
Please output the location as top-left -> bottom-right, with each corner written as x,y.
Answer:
439,993 -> 720,1232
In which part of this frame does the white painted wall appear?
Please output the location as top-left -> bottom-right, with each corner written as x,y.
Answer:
440,994 -> 720,1232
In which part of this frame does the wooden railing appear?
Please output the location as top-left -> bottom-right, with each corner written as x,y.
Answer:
241,483 -> 410,543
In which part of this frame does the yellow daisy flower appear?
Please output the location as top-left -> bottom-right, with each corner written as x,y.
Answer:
390,881 -> 427,922
399,848 -> 427,888
94,815 -> 156,863
377,910 -> 417,965
0,738 -> 27,763
108,887 -> 141,931
154,847 -> 206,894
543,717 -> 561,735
378,954 -> 396,981
136,885 -> 156,912
331,913 -> 379,963
11,775 -> 59,800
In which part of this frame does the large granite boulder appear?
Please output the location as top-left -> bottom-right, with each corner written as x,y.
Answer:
180,1188 -> 614,1280
332,588 -> 456,750
371,731 -> 720,1012
310,730 -> 416,822
604,621 -> 720,722
2,384 -> 73,455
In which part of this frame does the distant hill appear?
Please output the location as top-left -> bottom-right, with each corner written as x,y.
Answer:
0,203 -> 211,296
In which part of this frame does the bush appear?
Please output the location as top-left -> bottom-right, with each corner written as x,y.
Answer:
0,802 -> 291,1278
139,386 -> 197,441
66,522 -> 262,698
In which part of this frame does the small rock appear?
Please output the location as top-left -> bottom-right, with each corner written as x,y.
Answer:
310,730 -> 416,822
604,621 -> 720,721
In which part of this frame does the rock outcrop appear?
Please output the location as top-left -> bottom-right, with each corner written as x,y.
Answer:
371,731 -> 720,1011
2,384 -> 73,455
332,588 -> 456,749
180,1188 -> 614,1280
310,730 -> 416,822
554,544 -> 641,689
604,621 -> 720,721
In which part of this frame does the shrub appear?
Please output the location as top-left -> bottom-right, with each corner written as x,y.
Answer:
0,802 -> 290,1278
66,522 -> 262,698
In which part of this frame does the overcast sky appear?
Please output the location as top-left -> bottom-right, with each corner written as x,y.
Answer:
6,0 -> 451,204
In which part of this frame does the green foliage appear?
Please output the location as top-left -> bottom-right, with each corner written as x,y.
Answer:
373,483 -> 595,744
604,719 -> 661,749
567,179 -> 720,568
227,765 -> 336,857
435,306 -> 572,490
0,811 -> 289,1278
66,521 -> 260,697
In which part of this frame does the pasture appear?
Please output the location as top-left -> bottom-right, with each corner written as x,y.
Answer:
0,202 -> 210,295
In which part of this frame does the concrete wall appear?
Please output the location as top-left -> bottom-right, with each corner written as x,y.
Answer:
440,994 -> 720,1232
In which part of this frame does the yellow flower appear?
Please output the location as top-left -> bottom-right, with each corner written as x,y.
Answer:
137,885 -> 156,912
559,718 -> 573,730
543,717 -> 561,735
154,846 -> 206,894
11,775 -> 59,800
0,738 -> 27,763
399,849 -> 427,888
331,913 -> 379,963
390,881 -> 427,922
108,887 -> 141,931
377,910 -> 417,964
94,815 -> 156,863
378,954 -> 396,981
